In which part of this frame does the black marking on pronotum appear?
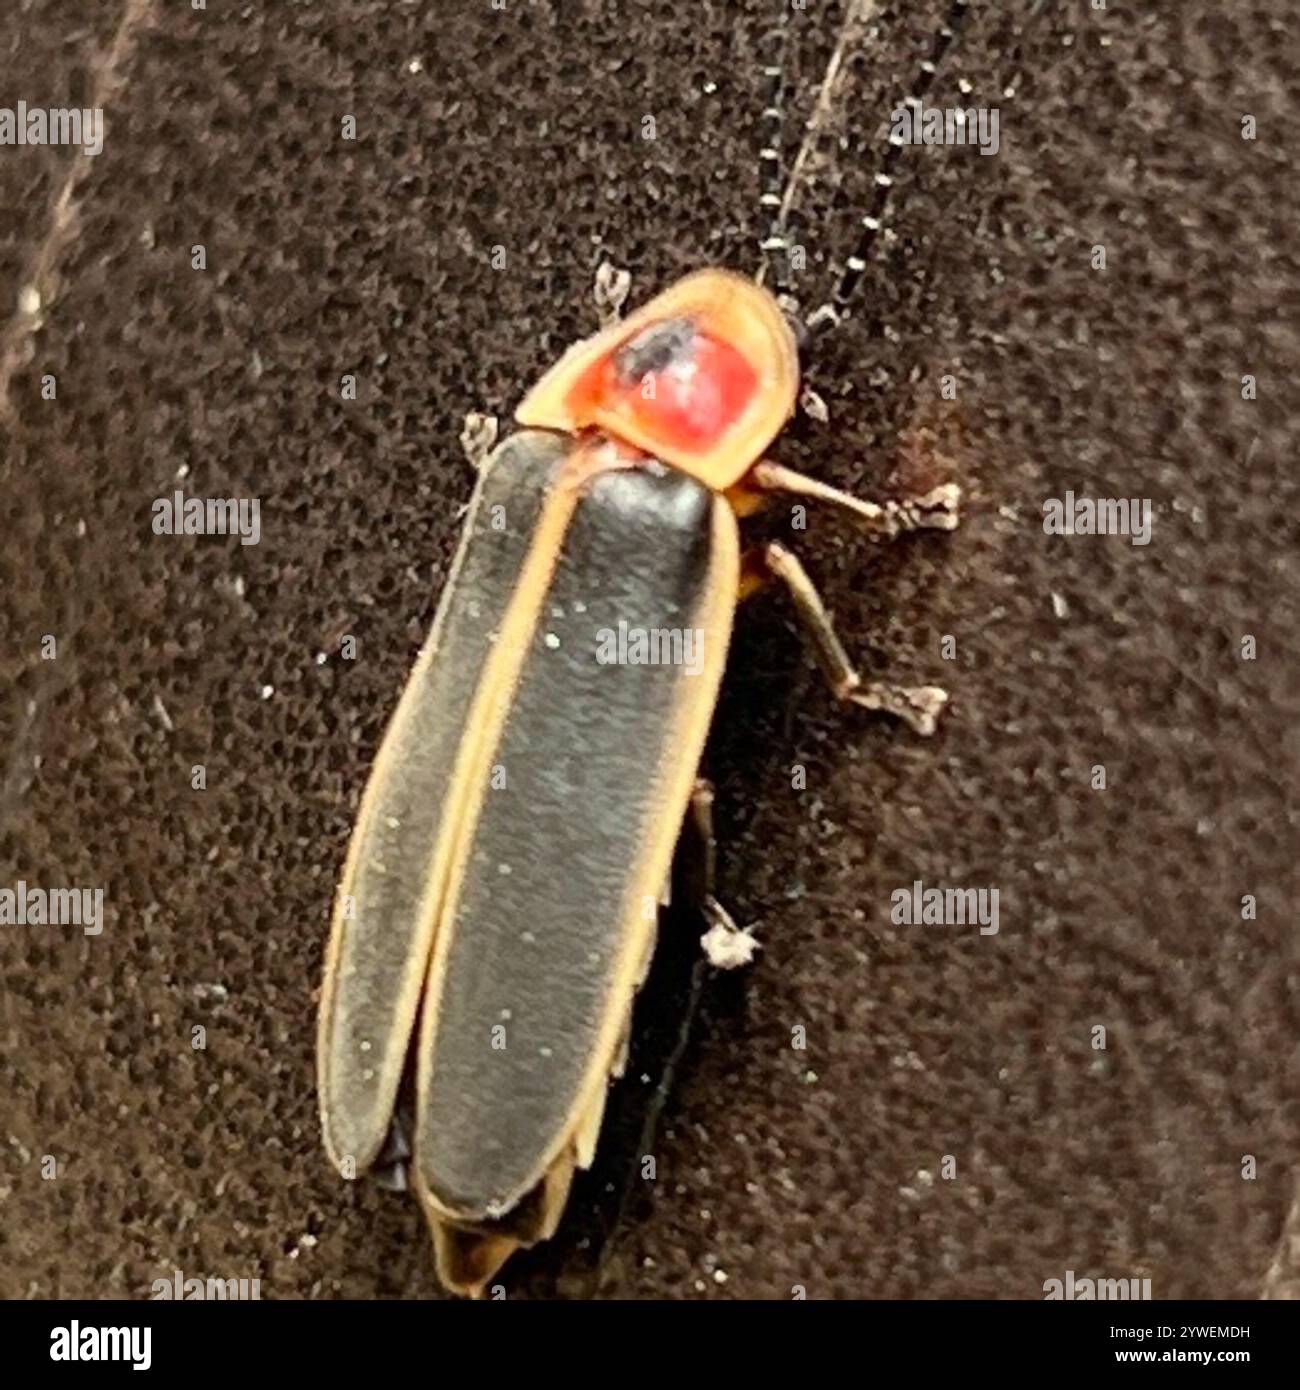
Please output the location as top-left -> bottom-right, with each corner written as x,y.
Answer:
615,316 -> 699,383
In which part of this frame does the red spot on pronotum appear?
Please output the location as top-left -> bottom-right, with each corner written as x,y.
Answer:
569,321 -> 760,455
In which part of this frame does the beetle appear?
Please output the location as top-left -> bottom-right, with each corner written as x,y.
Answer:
318,0 -> 976,1296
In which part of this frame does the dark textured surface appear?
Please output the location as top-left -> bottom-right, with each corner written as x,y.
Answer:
1,0 -> 1297,1300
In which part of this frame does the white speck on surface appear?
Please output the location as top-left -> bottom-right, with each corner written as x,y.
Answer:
1051,591 -> 1069,620
521,930 -> 536,944
544,632 -> 560,649
359,1040 -> 371,1053
315,651 -> 328,665
701,920 -> 759,969
18,284 -> 40,315
151,695 -> 174,732
260,684 -> 274,700
385,817 -> 401,829
175,462 -> 190,481
498,862 -> 512,875
407,56 -> 423,73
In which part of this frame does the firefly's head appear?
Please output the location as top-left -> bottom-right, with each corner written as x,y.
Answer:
516,269 -> 799,490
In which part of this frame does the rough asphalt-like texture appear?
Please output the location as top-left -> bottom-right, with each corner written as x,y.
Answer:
1,0 -> 1297,1299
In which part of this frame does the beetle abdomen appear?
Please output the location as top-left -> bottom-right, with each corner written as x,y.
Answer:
415,461 -> 739,1224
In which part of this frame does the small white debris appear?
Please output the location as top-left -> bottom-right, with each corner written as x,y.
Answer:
18,285 -> 41,316
175,462 -> 190,481
703,81 -> 717,94
75,518 -> 87,537
260,684 -> 274,700
192,983 -> 229,1002
407,57 -> 423,74
713,1269 -> 727,1284
701,920 -> 760,969
799,384 -> 829,423
498,862 -> 512,875
152,694 -> 175,732
315,651 -> 328,666
1050,591 -> 1069,620
544,632 -> 560,649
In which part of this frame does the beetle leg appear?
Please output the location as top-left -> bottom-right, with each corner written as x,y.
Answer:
679,779 -> 759,969
750,459 -> 960,539
458,410 -> 499,471
755,540 -> 949,736
593,260 -> 632,326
